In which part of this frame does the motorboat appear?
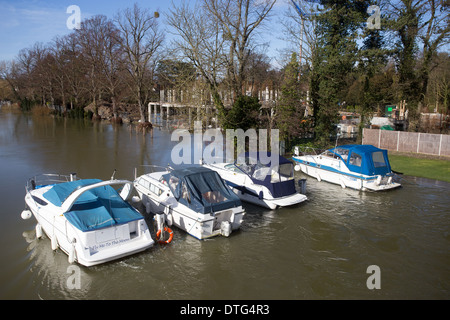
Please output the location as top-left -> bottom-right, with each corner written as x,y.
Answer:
21,173 -> 154,267
133,166 -> 245,240
292,144 -> 401,191
203,152 -> 308,210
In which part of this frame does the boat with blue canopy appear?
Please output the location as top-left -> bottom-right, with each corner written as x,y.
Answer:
134,165 -> 245,240
21,174 -> 154,267
203,152 -> 308,209
292,144 -> 401,191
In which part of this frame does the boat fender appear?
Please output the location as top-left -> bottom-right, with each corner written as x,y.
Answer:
51,235 -> 58,250
35,224 -> 43,239
156,227 -> 173,244
294,164 -> 300,172
316,173 -> 321,182
388,176 -> 392,184
166,213 -> 173,227
340,179 -> 346,189
131,196 -> 141,204
258,191 -> 263,200
68,242 -> 76,264
21,209 -> 32,220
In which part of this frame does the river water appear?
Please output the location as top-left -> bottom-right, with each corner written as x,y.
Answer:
0,109 -> 448,300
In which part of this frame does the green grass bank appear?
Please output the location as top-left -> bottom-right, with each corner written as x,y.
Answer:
388,152 -> 450,183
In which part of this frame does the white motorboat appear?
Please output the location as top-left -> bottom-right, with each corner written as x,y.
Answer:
292,144 -> 401,191
203,152 -> 308,210
133,166 -> 245,240
21,174 -> 154,267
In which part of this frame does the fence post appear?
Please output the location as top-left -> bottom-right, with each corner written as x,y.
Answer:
417,133 -> 421,153
439,134 -> 442,156
397,131 -> 400,151
378,129 -> 381,148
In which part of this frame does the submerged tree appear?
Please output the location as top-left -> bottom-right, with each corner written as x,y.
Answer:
115,4 -> 164,122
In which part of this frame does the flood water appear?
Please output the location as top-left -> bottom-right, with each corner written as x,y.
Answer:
0,109 -> 449,300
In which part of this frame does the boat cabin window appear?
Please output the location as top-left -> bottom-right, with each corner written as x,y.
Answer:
149,182 -> 163,196
169,176 -> 179,192
159,176 -> 168,186
181,182 -> 190,203
372,151 -> 387,167
349,152 -> 362,166
270,163 -> 294,183
138,178 -> 150,190
202,190 -> 228,204
32,195 -> 48,206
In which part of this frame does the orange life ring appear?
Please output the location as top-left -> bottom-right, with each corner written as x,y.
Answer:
156,227 -> 174,244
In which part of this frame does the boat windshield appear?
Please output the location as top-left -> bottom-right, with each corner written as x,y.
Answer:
333,148 -> 349,161
236,161 -> 294,183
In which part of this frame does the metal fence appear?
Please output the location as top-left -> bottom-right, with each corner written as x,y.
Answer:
362,128 -> 450,157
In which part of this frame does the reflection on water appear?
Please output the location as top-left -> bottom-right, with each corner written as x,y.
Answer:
0,110 -> 449,299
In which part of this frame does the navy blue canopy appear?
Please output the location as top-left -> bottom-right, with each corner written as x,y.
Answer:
329,145 -> 392,176
235,152 -> 296,198
43,179 -> 143,232
163,166 -> 241,214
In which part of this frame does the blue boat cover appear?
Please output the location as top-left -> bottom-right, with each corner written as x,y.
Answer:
43,179 -> 143,232
163,166 -> 241,214
329,145 -> 392,176
235,152 -> 297,198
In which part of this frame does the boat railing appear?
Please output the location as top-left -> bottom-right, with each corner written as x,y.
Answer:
134,165 -> 172,179
293,146 -> 325,164
26,173 -> 78,193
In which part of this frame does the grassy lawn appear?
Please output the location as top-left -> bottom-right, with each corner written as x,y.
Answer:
388,154 -> 450,183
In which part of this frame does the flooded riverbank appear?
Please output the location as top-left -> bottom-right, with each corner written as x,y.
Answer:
0,110 -> 448,300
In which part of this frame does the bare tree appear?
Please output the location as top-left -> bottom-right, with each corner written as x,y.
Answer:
77,15 -> 112,118
166,0 -> 226,114
115,4 -> 164,122
280,0 -> 319,77
0,60 -> 21,101
167,0 -> 276,126
204,0 -> 276,98
78,15 -> 126,120
57,33 -> 86,110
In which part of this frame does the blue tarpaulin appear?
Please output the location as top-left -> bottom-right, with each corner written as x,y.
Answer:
43,179 -> 143,232
163,166 -> 241,214
235,152 -> 297,198
330,145 -> 392,176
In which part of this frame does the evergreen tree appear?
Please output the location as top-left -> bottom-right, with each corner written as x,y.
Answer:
310,0 -> 368,146
276,52 -> 302,145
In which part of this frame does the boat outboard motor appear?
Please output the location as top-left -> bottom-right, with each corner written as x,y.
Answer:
220,221 -> 232,237
298,179 -> 307,194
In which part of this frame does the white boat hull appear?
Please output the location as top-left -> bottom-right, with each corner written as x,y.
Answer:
204,163 -> 307,209
134,170 -> 245,240
135,189 -> 244,240
24,179 -> 154,267
293,156 -> 401,191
